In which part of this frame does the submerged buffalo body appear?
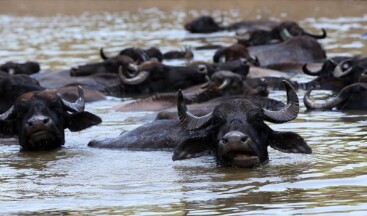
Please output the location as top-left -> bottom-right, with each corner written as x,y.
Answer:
236,21 -> 326,47
248,36 -> 326,68
89,81 -> 311,168
0,87 -> 101,150
184,15 -> 278,33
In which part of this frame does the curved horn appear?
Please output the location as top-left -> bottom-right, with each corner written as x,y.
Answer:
333,59 -> 354,78
280,28 -> 293,40
119,66 -> 150,85
61,85 -> 85,113
302,63 -> 322,76
304,87 -> 344,110
0,106 -> 15,120
305,28 -> 327,39
99,47 -> 109,60
217,78 -> 231,90
263,80 -> 299,123
177,90 -> 213,131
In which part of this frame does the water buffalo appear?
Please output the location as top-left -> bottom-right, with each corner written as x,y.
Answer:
304,81 -> 367,110
184,15 -> 278,33
236,21 -> 327,47
0,86 -> 101,151
118,60 -> 210,95
301,56 -> 365,92
0,61 -> 41,75
89,81 -> 311,168
70,49 -> 134,77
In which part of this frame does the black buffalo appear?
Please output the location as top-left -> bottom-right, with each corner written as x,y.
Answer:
118,60 -> 215,95
236,21 -> 326,47
184,15 -> 278,34
70,48 -> 134,77
0,86 -> 101,150
89,81 -> 311,168
0,61 -> 41,75
301,56 -> 365,92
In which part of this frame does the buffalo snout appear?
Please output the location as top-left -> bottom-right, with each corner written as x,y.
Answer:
218,131 -> 260,168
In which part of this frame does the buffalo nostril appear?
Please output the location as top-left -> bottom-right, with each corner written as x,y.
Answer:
27,121 -> 33,127
43,118 -> 50,124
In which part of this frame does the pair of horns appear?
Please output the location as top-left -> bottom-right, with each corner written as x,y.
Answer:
0,86 -> 86,120
178,80 -> 299,131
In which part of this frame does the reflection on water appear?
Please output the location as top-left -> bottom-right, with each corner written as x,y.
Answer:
1,0 -> 367,215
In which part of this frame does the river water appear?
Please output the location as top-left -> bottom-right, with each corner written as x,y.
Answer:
0,0 -> 367,215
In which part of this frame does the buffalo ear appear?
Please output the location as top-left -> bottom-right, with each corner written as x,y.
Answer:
65,112 -> 102,132
269,131 -> 312,154
172,135 -> 212,161
0,120 -> 15,136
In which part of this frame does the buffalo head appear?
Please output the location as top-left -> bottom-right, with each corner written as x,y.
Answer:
70,48 -> 134,76
173,81 -> 311,168
0,86 -> 102,151
213,44 -> 259,66
0,61 -> 41,75
236,21 -> 326,46
184,16 -> 223,33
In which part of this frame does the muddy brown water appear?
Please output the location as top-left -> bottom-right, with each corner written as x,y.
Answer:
0,0 -> 367,215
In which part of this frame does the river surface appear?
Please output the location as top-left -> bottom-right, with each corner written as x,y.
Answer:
0,0 -> 367,215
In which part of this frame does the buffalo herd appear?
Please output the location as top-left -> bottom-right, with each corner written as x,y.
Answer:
1,15 -> 365,168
